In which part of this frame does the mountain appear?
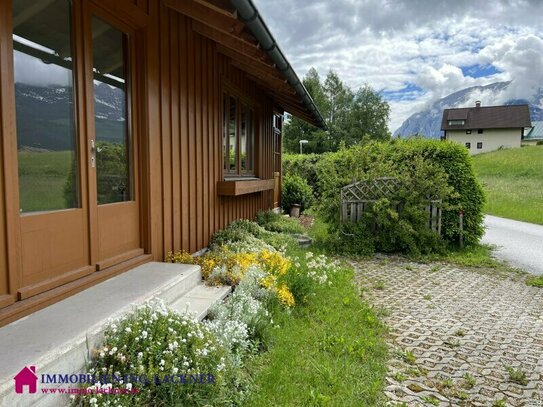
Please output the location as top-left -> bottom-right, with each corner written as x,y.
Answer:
15,82 -> 125,151
394,82 -> 543,138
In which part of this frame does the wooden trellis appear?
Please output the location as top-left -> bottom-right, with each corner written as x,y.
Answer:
340,177 -> 442,234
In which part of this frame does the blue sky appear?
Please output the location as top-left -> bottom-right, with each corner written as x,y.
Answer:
253,0 -> 543,132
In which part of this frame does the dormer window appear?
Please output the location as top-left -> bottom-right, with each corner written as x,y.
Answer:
448,120 -> 465,126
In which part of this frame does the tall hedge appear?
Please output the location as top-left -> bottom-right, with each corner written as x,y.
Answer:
282,154 -> 323,198
315,139 -> 485,248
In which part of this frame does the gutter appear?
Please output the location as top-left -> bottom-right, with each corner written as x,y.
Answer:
230,0 -> 327,129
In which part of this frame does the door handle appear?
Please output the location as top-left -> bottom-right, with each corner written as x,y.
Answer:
90,139 -> 96,168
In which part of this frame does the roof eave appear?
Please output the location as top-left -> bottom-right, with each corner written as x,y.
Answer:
229,0 -> 327,129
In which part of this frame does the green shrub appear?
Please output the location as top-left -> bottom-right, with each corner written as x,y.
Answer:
209,219 -> 295,250
282,154 -> 322,197
256,211 -> 304,234
315,139 -> 485,254
281,174 -> 314,213
536,140 -> 543,146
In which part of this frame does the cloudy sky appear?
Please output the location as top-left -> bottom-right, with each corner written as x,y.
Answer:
253,0 -> 543,132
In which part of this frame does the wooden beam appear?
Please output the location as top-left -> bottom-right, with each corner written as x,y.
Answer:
216,44 -> 283,83
192,21 -> 268,63
165,0 -> 245,35
269,93 -> 318,125
230,61 -> 293,95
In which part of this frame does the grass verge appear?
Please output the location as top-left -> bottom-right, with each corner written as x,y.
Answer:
244,245 -> 388,407
472,147 -> 543,225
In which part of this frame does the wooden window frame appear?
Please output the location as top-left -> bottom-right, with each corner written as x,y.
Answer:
222,86 -> 257,179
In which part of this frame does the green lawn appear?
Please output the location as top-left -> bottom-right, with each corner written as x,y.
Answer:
17,150 -> 74,212
472,146 -> 543,225
245,221 -> 388,407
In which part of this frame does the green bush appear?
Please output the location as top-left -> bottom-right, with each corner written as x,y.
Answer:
281,174 -> 314,213
256,211 -> 304,234
536,140 -> 543,146
282,154 -> 322,197
315,139 -> 485,254
209,219 -> 295,250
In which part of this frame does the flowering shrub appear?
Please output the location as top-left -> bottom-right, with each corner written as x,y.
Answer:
205,267 -> 274,360
78,218 -> 346,406
165,250 -> 195,265
73,300 -> 231,406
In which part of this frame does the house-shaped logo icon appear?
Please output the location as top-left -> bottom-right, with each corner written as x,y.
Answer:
14,366 -> 38,394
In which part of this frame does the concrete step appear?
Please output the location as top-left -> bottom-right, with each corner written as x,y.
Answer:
168,284 -> 232,320
0,261 -> 225,407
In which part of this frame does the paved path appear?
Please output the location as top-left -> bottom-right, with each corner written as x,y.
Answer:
482,215 -> 543,276
353,258 -> 543,406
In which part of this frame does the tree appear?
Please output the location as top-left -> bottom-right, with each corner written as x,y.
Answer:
283,68 -> 391,154
347,85 -> 391,144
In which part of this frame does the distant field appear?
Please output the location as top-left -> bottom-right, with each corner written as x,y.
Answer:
472,146 -> 543,225
18,150 -> 74,212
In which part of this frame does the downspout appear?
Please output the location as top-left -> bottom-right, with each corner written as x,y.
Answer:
230,0 -> 327,129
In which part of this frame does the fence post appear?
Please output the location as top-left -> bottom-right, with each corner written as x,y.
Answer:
459,210 -> 464,249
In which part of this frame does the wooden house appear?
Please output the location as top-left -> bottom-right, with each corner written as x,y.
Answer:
0,0 -> 325,326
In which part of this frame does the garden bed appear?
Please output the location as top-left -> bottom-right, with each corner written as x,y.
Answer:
71,213 -> 388,406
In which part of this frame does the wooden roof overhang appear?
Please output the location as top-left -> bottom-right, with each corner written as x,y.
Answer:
165,0 -> 326,128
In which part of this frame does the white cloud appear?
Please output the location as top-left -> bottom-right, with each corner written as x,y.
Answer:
254,0 -> 543,132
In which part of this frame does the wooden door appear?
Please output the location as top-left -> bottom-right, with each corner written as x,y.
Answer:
273,113 -> 282,208
9,0 -> 143,300
13,0 -> 94,299
84,5 -> 143,270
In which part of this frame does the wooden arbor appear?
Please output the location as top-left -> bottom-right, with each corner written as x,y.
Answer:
340,177 -> 442,234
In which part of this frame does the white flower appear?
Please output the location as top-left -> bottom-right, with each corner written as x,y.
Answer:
141,331 -> 148,339
137,352 -> 143,359
126,382 -> 132,391
159,359 -> 165,366
89,397 -> 97,404
172,367 -> 179,374
125,327 -> 132,333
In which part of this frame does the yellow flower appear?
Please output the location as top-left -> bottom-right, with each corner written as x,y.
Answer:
276,284 -> 295,307
166,250 -> 195,265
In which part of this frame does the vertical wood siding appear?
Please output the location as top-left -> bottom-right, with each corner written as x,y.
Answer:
155,6 -> 275,257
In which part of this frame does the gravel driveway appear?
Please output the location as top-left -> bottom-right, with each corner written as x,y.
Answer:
353,257 -> 543,406
482,215 -> 543,276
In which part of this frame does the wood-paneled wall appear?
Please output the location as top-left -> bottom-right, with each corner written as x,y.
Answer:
150,2 -> 276,258
0,0 -> 278,322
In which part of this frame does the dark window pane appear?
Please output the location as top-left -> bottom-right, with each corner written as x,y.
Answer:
13,0 -> 79,213
223,95 -> 228,171
92,17 -> 131,204
228,96 -> 237,172
246,109 -> 254,173
240,105 -> 247,171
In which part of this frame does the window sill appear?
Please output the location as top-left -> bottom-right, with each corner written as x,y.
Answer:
217,178 -> 274,196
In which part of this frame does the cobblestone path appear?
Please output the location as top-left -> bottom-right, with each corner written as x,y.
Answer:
353,258 -> 543,407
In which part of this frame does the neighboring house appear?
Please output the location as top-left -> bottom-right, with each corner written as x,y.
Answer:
441,101 -> 531,155
523,121 -> 543,145
0,0 -> 325,326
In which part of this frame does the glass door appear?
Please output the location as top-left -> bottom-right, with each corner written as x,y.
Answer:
87,12 -> 142,270
12,0 -> 93,298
